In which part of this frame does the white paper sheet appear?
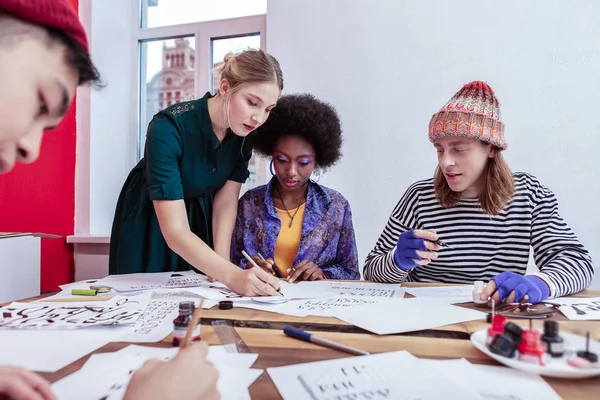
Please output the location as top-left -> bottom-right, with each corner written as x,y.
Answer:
52,345 -> 262,400
117,344 -> 259,369
205,295 -> 393,317
165,271 -> 230,289
405,285 -> 474,304
194,280 -> 337,302
58,279 -> 102,291
118,290 -> 202,342
93,272 -> 174,292
546,297 -> 600,320
299,280 -> 406,298
0,295 -> 149,329
332,297 -> 486,335
251,280 -> 337,301
37,290 -> 116,302
424,358 -> 562,400
268,350 -> 479,400
0,327 -> 124,372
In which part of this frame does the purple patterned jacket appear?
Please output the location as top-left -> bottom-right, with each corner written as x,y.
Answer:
230,178 -> 360,280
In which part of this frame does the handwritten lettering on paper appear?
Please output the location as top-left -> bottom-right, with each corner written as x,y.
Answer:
295,297 -> 379,313
297,363 -> 393,400
327,283 -> 400,298
554,299 -> 600,320
122,291 -> 202,342
165,273 -> 209,288
0,298 -> 144,329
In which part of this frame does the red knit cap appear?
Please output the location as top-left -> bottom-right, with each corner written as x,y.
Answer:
429,81 -> 506,150
0,0 -> 88,51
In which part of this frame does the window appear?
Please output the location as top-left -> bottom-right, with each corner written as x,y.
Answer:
76,0 -> 268,237
135,0 -> 268,193
140,0 -> 266,29
211,34 -> 261,93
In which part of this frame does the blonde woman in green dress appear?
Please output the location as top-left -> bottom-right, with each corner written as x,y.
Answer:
109,50 -> 284,297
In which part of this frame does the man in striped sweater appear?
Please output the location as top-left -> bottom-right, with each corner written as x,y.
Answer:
364,81 -> 594,305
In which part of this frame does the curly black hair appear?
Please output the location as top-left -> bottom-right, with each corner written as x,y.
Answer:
251,93 -> 343,170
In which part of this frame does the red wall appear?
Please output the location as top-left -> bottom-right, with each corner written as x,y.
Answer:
0,103 -> 77,291
0,0 -> 79,291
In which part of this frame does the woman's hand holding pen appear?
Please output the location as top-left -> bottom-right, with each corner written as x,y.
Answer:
123,342 -> 219,400
244,255 -> 275,274
288,260 -> 325,283
226,265 -> 281,296
394,229 -> 440,271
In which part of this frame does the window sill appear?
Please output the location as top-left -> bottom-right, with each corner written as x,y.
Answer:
66,236 -> 110,244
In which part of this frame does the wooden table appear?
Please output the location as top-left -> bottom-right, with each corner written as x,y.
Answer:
22,284 -> 600,399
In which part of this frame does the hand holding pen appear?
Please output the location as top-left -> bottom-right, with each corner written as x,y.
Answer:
394,225 -> 450,271
256,253 -> 283,279
241,250 -> 284,296
397,223 -> 454,249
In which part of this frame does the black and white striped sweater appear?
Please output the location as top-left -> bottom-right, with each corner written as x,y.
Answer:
363,172 -> 594,298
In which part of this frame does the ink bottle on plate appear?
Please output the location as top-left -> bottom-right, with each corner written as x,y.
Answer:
172,301 -> 200,347
541,320 -> 564,358
518,329 -> 547,366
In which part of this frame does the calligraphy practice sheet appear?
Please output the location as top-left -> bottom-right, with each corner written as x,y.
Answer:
52,345 -> 263,400
547,297 -> 600,320
119,290 -> 202,342
307,281 -> 406,298
268,351 -> 479,400
0,295 -> 149,329
405,285 -> 474,304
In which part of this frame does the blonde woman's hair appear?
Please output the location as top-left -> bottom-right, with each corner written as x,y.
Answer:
214,49 -> 283,95
433,149 -> 515,215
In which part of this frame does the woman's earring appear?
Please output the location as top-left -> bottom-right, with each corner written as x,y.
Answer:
270,160 -> 275,176
311,169 -> 322,183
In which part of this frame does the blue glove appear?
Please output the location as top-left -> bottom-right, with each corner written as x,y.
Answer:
394,230 -> 428,271
491,271 -> 550,303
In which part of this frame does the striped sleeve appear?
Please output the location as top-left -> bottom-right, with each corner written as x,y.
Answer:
528,178 -> 594,298
363,180 -> 428,283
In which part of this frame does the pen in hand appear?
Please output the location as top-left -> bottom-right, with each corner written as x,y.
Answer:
397,223 -> 454,249
241,250 -> 284,296
257,252 -> 283,278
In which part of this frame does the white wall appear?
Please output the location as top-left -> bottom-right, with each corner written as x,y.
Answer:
88,0 -> 138,235
267,0 -> 600,284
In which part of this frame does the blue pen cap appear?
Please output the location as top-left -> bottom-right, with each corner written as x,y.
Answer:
284,326 -> 312,341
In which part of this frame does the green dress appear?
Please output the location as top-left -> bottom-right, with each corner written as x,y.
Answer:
109,92 -> 251,274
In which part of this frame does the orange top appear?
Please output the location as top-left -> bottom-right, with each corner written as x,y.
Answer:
273,203 -> 306,278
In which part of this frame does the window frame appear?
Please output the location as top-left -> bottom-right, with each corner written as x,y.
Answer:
73,0 -> 266,241
133,6 -> 266,159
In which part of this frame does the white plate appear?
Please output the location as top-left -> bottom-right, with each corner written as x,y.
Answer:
471,328 -> 600,379
251,297 -> 289,304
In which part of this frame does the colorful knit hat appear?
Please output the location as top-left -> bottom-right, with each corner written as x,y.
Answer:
428,81 -> 506,150
0,0 -> 89,51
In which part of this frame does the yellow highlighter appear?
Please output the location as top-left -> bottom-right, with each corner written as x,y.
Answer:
71,289 -> 97,296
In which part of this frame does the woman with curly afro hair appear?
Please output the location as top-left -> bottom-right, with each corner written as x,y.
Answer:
231,93 -> 359,282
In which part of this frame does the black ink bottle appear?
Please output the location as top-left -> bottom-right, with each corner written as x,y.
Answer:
489,322 -> 523,358
541,320 -> 564,358
172,301 -> 200,347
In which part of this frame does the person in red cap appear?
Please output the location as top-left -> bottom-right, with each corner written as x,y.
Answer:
0,1 -> 219,400
0,0 -> 99,172
364,81 -> 594,305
